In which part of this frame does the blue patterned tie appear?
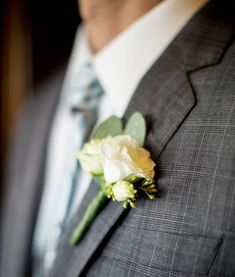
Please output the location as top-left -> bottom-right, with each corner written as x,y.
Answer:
61,63 -> 104,230
36,63 -> 104,276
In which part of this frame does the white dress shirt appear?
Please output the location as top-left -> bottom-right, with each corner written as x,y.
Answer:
33,0 -> 208,272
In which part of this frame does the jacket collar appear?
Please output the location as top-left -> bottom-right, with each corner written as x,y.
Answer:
176,0 -> 235,72
51,1 -> 235,276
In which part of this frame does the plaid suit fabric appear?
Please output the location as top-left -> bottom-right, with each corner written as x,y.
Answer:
79,42 -> 235,277
1,1 -> 235,277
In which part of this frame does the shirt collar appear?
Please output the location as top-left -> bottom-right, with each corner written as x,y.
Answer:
91,0 -> 208,115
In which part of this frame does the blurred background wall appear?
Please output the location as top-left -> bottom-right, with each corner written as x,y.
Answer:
0,0 -> 80,195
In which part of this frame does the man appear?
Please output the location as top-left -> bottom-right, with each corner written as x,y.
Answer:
1,0 -> 235,276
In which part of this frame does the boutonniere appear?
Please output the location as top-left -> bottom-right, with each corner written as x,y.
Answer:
69,112 -> 157,245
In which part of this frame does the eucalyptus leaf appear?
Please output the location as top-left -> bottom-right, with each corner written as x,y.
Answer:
124,112 -> 146,146
93,116 -> 123,139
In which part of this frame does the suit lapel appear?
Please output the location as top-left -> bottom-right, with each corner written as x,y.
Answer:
52,1 -> 235,276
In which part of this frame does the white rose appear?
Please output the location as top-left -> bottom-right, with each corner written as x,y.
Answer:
101,135 -> 155,183
112,180 -> 137,202
76,139 -> 104,175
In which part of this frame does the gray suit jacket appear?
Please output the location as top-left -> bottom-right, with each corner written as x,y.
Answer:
1,1 -> 235,276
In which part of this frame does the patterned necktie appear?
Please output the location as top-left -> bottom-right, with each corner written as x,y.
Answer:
61,63 -> 104,230
35,63 -> 104,277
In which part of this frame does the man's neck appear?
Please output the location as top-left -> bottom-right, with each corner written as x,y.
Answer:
78,0 -> 163,53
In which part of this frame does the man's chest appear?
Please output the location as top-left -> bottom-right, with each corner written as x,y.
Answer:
80,104 -> 235,276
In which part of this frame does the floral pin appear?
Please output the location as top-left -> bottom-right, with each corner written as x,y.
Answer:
69,113 -> 157,245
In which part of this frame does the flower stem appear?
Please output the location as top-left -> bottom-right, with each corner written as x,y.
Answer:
69,190 -> 108,245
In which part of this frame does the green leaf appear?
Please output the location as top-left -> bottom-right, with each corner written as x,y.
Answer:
93,116 -> 123,139
124,112 -> 146,146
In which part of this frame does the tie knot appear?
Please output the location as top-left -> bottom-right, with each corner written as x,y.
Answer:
69,63 -> 104,113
